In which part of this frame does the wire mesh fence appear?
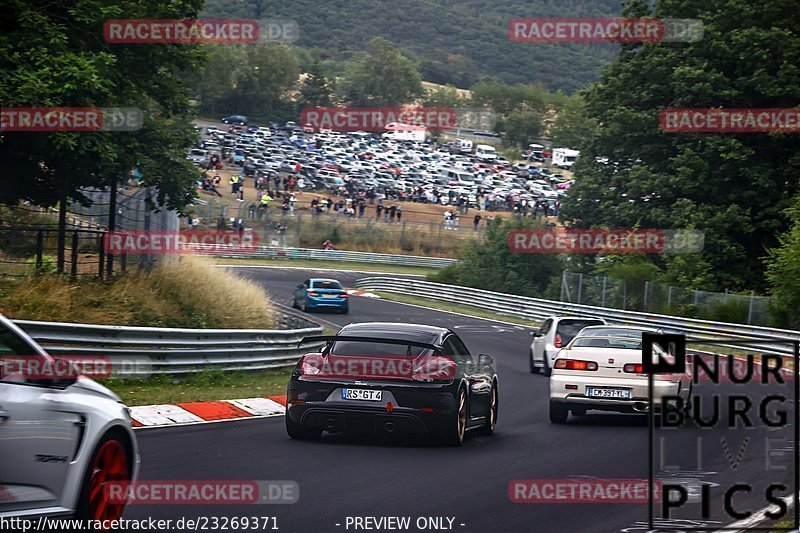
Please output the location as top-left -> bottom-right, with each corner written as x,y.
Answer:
560,271 -> 774,326
67,185 -> 181,271
69,186 -> 179,234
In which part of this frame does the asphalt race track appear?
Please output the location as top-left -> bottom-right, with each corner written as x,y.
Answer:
125,267 -> 797,532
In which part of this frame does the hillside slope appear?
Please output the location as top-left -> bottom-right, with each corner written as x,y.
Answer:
203,0 -> 622,91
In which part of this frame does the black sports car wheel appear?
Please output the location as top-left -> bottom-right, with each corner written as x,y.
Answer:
529,350 -> 536,373
443,388 -> 467,446
286,416 -> 321,440
479,384 -> 498,435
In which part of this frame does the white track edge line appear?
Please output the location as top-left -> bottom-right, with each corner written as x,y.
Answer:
132,412 -> 283,430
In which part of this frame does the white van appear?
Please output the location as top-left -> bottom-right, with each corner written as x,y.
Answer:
552,148 -> 580,169
382,122 -> 426,142
475,144 -> 497,162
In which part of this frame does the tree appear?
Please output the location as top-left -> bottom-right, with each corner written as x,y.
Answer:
549,94 -> 597,149
193,43 -> 299,120
445,54 -> 478,88
189,46 -> 247,114
298,60 -> 333,107
766,196 -> 800,328
467,81 -> 549,143
421,85 -> 466,108
430,217 -> 563,297
502,110 -> 544,148
338,38 -> 423,106
469,81 -> 548,117
249,0 -> 265,18
233,44 -> 299,116
560,0 -> 800,291
0,0 -> 206,211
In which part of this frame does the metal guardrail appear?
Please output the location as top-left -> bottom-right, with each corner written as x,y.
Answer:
355,277 -> 800,356
14,312 -> 325,376
214,245 -> 457,268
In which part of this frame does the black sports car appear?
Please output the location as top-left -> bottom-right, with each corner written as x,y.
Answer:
286,322 -> 499,445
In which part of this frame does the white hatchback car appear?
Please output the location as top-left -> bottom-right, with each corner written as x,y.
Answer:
529,316 -> 607,375
0,314 -> 138,522
548,326 -> 692,423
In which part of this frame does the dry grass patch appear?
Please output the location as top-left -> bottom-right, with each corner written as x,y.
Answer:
147,255 -> 276,328
0,256 -> 277,328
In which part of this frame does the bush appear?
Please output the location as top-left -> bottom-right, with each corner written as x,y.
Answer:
0,256 -> 277,328
766,197 -> 800,328
696,298 -> 750,324
428,217 -> 563,296
25,254 -> 57,274
501,147 -> 522,162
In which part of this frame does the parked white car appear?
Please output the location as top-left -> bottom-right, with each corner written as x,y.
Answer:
548,326 -> 693,423
528,180 -> 558,199
529,316 -> 607,375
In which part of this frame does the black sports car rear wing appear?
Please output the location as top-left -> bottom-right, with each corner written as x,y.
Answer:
298,335 -> 441,352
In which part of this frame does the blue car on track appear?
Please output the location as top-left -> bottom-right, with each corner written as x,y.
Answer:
293,278 -> 349,314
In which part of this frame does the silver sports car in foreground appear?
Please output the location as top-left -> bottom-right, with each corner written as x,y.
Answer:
0,313 -> 138,522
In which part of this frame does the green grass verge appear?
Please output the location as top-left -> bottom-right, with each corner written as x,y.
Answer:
373,291 -> 538,327
770,519 -> 795,532
216,257 -> 439,276
101,367 -> 292,406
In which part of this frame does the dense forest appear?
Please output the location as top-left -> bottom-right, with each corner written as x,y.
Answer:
202,0 -> 622,91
